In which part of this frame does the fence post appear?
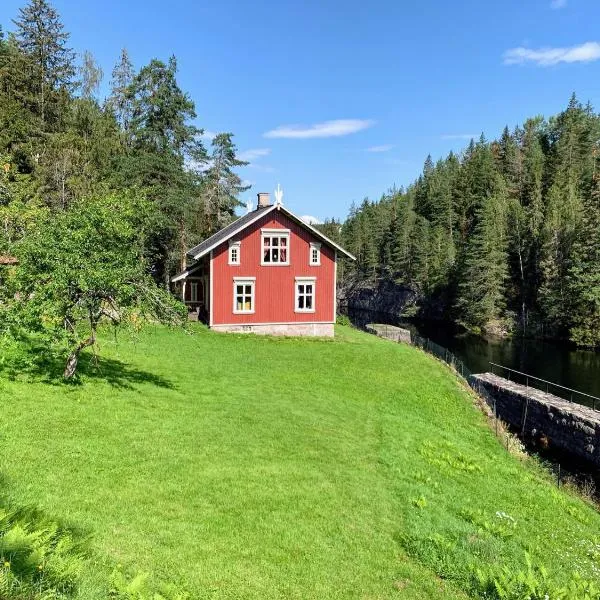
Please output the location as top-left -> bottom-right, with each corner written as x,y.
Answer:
557,464 -> 561,488
494,399 -> 498,437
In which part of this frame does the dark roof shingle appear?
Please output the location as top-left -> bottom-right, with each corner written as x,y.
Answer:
186,205 -> 274,259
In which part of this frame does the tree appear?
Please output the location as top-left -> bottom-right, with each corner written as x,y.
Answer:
6,192 -> 186,378
13,0 -> 75,128
128,56 -> 201,157
107,48 -> 135,139
79,50 -> 102,100
455,183 -> 509,330
200,133 -> 249,233
567,173 -> 600,346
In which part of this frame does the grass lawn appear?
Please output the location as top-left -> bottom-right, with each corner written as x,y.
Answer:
1,324 -> 600,598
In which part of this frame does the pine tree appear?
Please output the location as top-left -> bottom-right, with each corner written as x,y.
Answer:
13,0 -> 75,127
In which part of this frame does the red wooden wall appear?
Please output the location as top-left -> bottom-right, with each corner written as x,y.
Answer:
211,209 -> 336,325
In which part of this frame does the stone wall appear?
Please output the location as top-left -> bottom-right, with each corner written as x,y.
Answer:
211,322 -> 334,337
365,323 -> 412,344
472,372 -> 600,467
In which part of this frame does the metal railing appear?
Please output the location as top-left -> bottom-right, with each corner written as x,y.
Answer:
489,362 -> 600,411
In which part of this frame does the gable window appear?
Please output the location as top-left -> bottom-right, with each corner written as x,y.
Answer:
309,242 -> 321,266
233,277 -> 255,313
229,240 -> 241,265
295,277 -> 316,313
261,229 -> 290,265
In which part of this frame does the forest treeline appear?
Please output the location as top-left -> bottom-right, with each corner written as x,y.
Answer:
0,0 -> 248,285
336,96 -> 600,348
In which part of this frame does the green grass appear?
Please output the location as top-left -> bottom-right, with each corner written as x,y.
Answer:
1,324 -> 600,598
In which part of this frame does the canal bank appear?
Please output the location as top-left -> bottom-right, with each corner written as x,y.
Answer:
345,306 -> 600,408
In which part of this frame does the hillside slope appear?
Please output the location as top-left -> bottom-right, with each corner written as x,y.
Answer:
0,325 -> 599,598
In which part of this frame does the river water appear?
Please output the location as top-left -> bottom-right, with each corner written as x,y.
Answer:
347,309 -> 600,409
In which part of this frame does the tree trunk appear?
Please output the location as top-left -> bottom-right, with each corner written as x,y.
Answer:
63,333 -> 96,379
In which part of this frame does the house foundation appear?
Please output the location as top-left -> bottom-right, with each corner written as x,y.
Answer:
211,322 -> 334,337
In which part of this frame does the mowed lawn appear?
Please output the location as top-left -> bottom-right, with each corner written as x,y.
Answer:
1,325 -> 600,598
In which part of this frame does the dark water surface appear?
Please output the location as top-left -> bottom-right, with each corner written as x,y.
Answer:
347,308 -> 600,407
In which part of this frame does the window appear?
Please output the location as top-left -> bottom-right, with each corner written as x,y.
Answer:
190,281 -> 198,302
310,242 -> 321,266
229,240 -> 241,265
261,229 -> 290,265
233,277 -> 255,313
295,277 -> 316,313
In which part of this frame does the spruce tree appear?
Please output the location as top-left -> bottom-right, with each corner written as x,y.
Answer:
13,0 -> 75,127
455,179 -> 509,330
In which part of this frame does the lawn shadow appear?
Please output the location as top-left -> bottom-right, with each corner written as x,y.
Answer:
0,342 -> 175,390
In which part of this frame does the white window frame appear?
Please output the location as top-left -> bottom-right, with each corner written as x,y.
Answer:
261,228 -> 290,266
233,277 -> 256,314
228,240 -> 241,265
309,242 -> 321,266
295,276 -> 316,313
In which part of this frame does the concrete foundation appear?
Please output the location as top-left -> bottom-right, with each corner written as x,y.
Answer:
472,372 -> 600,467
211,322 -> 335,337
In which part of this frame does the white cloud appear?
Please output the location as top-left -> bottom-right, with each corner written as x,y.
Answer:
300,215 -> 323,225
504,42 -> 600,66
366,144 -> 394,152
550,0 -> 567,8
441,134 -> 477,140
238,148 -> 271,162
264,119 -> 374,139
200,130 -> 216,141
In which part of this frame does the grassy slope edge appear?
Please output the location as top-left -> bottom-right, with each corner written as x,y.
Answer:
0,324 -> 599,598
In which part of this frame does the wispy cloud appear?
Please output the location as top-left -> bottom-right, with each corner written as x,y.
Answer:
264,119 -> 374,139
550,0 -> 567,9
238,148 -> 271,162
504,41 -> 600,66
300,215 -> 323,225
441,134 -> 477,140
366,144 -> 394,153
200,130 -> 216,141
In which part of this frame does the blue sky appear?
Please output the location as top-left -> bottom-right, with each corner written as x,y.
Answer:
4,0 -> 600,220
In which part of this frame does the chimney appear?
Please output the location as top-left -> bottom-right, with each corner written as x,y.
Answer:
257,192 -> 271,209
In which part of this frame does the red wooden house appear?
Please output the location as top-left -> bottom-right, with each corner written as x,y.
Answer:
172,192 -> 355,336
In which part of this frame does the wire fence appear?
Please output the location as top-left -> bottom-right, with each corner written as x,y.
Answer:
372,327 -> 582,489
489,362 -> 600,411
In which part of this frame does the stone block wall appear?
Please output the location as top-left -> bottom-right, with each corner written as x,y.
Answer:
365,323 -> 412,344
472,373 -> 600,467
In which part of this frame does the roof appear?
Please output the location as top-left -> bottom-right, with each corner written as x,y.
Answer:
186,205 -> 275,261
0,255 -> 17,265
185,204 -> 356,263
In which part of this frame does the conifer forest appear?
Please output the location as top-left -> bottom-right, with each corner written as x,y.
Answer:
338,96 -> 600,347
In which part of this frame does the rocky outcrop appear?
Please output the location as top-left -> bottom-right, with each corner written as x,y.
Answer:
338,276 -> 420,318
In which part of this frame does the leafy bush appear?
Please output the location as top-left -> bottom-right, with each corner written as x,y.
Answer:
336,313 -> 352,327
